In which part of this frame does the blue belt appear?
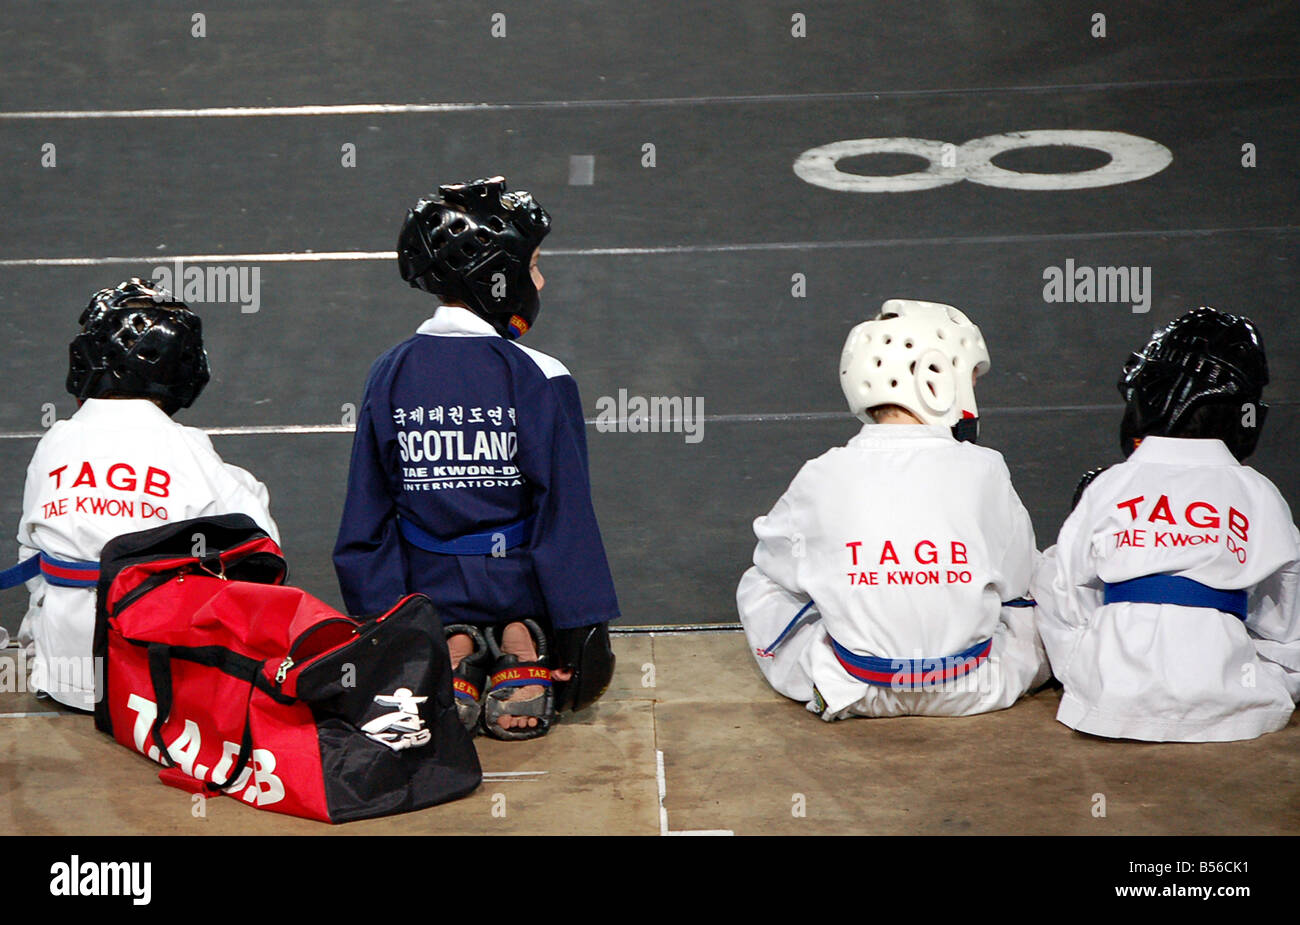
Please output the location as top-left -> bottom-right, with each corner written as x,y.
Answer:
756,598 -> 1032,660
0,553 -> 100,590
830,636 -> 994,687
1103,574 -> 1248,621
398,515 -> 535,556
755,601 -> 818,658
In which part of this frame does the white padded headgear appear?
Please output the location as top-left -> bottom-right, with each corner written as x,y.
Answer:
839,299 -> 990,428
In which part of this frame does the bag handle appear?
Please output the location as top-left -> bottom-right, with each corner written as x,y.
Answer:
146,644 -> 177,769
208,700 -> 256,794
145,642 -> 258,793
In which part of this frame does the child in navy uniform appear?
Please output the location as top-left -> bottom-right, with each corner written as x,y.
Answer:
334,177 -> 619,740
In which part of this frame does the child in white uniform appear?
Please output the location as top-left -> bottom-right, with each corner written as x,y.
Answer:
6,280 -> 278,711
1032,308 -> 1299,741
738,300 -> 1048,720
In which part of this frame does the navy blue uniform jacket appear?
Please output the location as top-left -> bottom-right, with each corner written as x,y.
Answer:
333,306 -> 620,629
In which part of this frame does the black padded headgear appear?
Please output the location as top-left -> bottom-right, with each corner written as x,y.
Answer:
66,278 -> 210,415
1118,307 -> 1268,461
397,176 -> 551,339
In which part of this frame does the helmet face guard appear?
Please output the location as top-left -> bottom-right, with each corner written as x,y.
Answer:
840,299 -> 990,442
66,278 -> 210,415
1118,307 -> 1268,460
397,177 -> 551,338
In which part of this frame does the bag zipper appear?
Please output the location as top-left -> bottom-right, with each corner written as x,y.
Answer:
109,539 -> 286,616
273,616 -> 361,685
279,596 -> 419,682
111,568 -> 186,615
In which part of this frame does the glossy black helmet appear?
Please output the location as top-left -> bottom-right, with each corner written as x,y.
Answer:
397,176 -> 551,338
67,278 -> 210,415
1118,307 -> 1268,460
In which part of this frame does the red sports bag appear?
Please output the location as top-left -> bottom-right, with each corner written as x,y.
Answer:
92,515 -> 481,823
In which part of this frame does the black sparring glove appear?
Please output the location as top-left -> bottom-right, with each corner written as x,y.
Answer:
1071,466 -> 1111,511
551,622 -> 615,712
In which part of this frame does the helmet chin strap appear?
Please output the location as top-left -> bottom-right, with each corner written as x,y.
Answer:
951,415 -> 980,443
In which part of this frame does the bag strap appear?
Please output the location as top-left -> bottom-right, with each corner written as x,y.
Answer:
143,642 -> 262,794
146,644 -> 177,768
208,696 -> 256,794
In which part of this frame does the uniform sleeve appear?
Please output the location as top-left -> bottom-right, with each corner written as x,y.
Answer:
1031,495 -> 1103,675
212,462 -> 281,544
736,472 -> 818,700
16,443 -> 46,642
993,472 -> 1037,602
17,442 -> 44,561
513,374 -> 619,629
1246,513 -> 1300,687
737,565 -> 819,701
186,430 -> 281,543
333,377 -> 408,616
751,479 -> 809,595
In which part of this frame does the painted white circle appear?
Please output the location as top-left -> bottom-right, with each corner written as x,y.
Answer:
958,130 -> 1173,190
793,137 -> 961,193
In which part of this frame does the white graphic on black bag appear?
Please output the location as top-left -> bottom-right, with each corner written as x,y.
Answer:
361,688 -> 432,751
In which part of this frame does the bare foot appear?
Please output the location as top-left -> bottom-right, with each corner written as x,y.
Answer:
496,622 -> 542,730
494,622 -> 575,731
447,633 -> 473,671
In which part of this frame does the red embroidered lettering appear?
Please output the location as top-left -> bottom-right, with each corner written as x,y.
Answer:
71,461 -> 96,488
1147,495 -> 1175,524
143,467 -> 171,498
106,463 -> 137,492
1184,501 -> 1219,529
1228,507 -> 1249,543
1116,496 -> 1144,519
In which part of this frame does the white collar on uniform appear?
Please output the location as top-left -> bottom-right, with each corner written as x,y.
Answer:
72,397 -> 176,424
848,422 -> 954,446
1129,435 -> 1239,466
415,305 -> 498,338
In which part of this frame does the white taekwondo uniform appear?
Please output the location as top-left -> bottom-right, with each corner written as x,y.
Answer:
1032,436 -> 1300,742
737,424 -> 1049,720
15,398 -> 279,710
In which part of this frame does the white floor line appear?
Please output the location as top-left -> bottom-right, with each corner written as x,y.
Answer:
0,425 -> 358,440
656,748 -> 733,837
0,75 -> 1291,121
482,770 -> 548,782
203,424 -> 356,436
1,224 -> 1297,268
0,711 -> 77,718
0,403 -> 1225,442
0,103 -> 489,120
655,749 -> 670,836
6,401 -> 1296,444
0,251 -> 392,267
